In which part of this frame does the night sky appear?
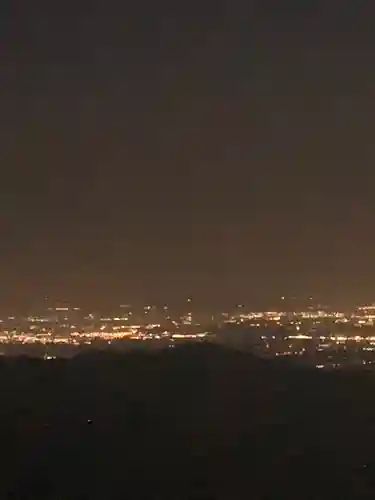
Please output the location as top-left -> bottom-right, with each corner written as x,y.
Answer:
1,1 -> 375,309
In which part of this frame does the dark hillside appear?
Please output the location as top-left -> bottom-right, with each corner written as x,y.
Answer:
1,345 -> 375,498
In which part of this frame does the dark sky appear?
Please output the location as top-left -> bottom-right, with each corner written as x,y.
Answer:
1,1 -> 375,309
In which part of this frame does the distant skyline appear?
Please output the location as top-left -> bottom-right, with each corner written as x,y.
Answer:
2,1 -> 375,308
2,294 -> 375,315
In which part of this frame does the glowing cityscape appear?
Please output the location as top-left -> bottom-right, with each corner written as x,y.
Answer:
1,300 -> 375,368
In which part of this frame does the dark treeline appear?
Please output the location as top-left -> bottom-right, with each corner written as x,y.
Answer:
1,343 -> 375,498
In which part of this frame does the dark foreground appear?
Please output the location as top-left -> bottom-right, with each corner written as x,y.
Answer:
2,343 -> 375,499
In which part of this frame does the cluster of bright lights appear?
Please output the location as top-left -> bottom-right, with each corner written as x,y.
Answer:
0,326 -> 208,345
